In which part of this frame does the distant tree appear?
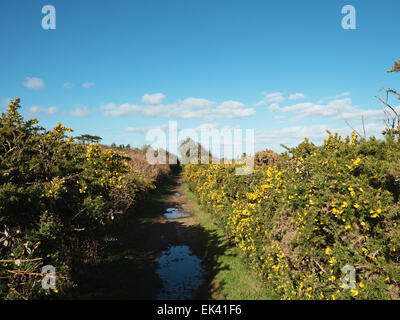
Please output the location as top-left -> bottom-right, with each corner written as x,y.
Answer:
75,134 -> 102,145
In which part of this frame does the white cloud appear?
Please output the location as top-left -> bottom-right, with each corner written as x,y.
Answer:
268,103 -> 281,112
337,105 -> 400,122
181,97 -> 214,108
23,77 -> 45,90
289,93 -> 306,100
254,100 -> 266,107
271,98 -> 357,118
63,82 -> 74,89
28,106 -> 58,115
102,98 -> 254,121
317,92 -> 350,104
82,82 -> 95,88
219,100 -> 245,109
264,92 -> 285,102
124,122 -> 241,136
258,92 -> 304,105
141,93 -> 166,105
269,94 -> 399,124
70,107 -> 90,117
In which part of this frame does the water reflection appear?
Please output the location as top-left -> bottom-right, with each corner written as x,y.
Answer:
163,208 -> 190,219
155,245 -> 203,300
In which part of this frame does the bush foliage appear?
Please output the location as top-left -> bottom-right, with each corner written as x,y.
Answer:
185,131 -> 400,300
0,99 -> 157,299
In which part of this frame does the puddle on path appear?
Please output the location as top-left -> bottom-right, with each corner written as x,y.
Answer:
163,208 -> 190,219
155,245 -> 204,300
174,192 -> 180,196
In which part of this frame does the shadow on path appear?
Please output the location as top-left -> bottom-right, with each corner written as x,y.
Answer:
74,174 -> 233,300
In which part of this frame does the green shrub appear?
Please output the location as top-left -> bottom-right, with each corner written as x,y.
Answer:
0,99 -> 154,299
185,132 -> 400,300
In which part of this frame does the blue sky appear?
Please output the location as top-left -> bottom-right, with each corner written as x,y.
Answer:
0,0 -> 399,155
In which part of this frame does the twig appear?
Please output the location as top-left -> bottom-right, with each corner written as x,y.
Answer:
314,259 -> 326,273
376,88 -> 399,118
387,89 -> 400,99
8,286 -> 28,300
338,110 -> 362,137
0,258 -> 42,264
6,270 -> 67,280
361,115 -> 366,138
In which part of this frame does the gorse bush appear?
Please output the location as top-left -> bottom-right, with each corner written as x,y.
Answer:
185,132 -> 400,300
0,99 -> 155,299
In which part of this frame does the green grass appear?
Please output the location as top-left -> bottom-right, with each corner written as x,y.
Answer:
184,184 -> 278,300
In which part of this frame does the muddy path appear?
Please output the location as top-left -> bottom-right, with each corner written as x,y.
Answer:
77,173 -> 226,300
137,173 -> 222,300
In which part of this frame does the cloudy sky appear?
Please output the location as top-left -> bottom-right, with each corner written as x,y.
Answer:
0,0 -> 399,155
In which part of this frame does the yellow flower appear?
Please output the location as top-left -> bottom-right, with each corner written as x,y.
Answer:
345,225 -> 351,230
350,289 -> 359,297
328,257 -> 337,264
325,247 -> 332,255
359,282 -> 364,289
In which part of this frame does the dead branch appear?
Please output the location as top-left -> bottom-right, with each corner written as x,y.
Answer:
8,286 -> 28,300
0,258 -> 43,264
337,110 -> 363,137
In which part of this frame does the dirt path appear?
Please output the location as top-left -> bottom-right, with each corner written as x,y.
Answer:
77,172 -> 221,300
137,173 -> 214,299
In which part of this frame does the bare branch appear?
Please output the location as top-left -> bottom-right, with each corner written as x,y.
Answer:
337,110 -> 362,137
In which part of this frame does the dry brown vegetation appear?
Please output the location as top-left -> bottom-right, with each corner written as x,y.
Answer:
101,145 -> 177,183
